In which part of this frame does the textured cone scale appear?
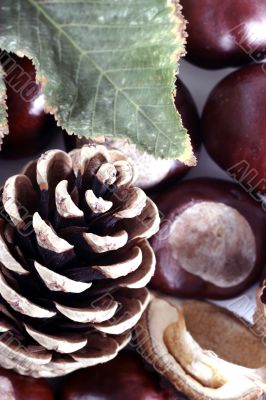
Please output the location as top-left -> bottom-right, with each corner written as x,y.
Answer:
0,145 -> 159,378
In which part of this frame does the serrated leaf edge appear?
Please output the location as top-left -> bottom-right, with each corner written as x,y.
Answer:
168,0 -> 196,167
1,0 -> 196,164
0,65 -> 9,150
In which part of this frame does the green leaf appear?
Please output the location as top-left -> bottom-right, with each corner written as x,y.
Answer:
0,0 -> 195,163
0,65 -> 8,147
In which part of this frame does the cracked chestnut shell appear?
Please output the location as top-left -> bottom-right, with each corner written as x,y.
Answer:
136,295 -> 266,400
150,178 -> 266,299
181,0 -> 266,69
60,351 -> 187,400
64,78 -> 200,192
0,368 -> 53,400
202,64 -> 266,193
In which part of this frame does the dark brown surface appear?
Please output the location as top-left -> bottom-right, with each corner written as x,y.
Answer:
0,368 -> 53,400
150,178 -> 266,299
181,0 -> 266,69
60,351 -> 187,400
202,64 -> 266,192
0,54 -> 55,158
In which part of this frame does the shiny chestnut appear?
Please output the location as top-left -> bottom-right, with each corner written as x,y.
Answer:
202,64 -> 266,193
60,351 -> 187,400
150,178 -> 266,299
181,0 -> 266,69
0,367 -> 53,400
0,53 -> 55,158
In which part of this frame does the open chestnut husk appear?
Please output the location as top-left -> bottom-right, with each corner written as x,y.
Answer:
150,178 -> 266,299
60,351 -> 187,400
64,78 -> 200,192
136,295 -> 266,400
0,367 -> 53,399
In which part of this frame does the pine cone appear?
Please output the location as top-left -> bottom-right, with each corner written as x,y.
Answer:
0,145 -> 159,378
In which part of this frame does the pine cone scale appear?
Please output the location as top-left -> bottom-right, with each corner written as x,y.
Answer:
24,324 -> 88,354
33,261 -> 92,293
0,222 -> 29,275
0,271 -> 56,319
53,297 -> 119,323
83,229 -> 128,253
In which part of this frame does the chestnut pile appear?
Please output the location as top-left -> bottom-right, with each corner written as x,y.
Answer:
0,1 -> 266,400
134,2 -> 266,399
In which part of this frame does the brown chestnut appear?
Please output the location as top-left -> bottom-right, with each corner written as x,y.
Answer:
60,351 -> 187,400
202,64 -> 266,193
181,0 -> 266,69
150,178 -> 266,299
0,53 -> 56,158
0,367 -> 53,399
64,78 -> 200,192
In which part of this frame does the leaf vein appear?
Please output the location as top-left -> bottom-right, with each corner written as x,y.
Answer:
27,0 -> 173,145
91,72 -> 103,134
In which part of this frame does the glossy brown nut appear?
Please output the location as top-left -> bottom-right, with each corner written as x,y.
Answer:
64,77 -> 201,192
202,64 -> 266,193
181,0 -> 266,69
0,367 -> 53,400
0,54 -> 55,158
150,178 -> 266,299
60,351 -> 187,400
